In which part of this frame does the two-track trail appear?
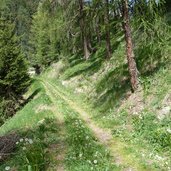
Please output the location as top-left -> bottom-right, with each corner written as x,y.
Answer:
42,79 -> 152,171
42,82 -> 66,171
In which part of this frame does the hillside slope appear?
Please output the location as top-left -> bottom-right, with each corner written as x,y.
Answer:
0,57 -> 170,170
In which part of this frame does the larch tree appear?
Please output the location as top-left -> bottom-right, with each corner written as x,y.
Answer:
79,0 -> 90,60
122,0 -> 139,91
104,0 -> 112,58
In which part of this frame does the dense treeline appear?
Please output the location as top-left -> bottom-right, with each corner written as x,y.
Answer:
0,0 -> 171,123
0,0 -> 40,124
29,0 -> 170,89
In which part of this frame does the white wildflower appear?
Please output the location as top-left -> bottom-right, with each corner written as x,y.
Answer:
16,141 -> 19,145
93,160 -> 97,164
86,136 -> 89,140
25,138 -> 29,142
23,147 -> 26,150
87,160 -> 91,163
28,139 -> 33,144
20,138 -> 24,142
166,128 -> 171,134
5,166 -> 10,171
79,153 -> 83,158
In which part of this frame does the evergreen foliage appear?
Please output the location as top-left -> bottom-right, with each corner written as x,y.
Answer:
0,15 -> 30,121
29,1 -> 61,69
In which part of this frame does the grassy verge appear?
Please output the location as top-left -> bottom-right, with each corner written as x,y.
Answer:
0,80 -> 54,136
0,80 -> 61,171
46,64 -> 171,170
0,118 -> 60,171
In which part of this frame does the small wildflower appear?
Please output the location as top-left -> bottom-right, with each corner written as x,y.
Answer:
142,153 -> 145,157
23,147 -> 26,150
86,136 -> 89,140
28,139 -> 33,144
93,160 -> 97,164
87,160 -> 91,163
79,153 -> 83,158
5,166 -> 10,171
166,128 -> 171,134
16,141 -> 19,145
20,138 -> 24,142
25,138 -> 29,142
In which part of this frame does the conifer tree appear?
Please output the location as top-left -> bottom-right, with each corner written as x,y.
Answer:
0,15 -> 30,119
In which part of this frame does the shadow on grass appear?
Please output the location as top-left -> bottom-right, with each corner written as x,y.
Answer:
0,118 -> 60,170
93,64 -> 130,113
62,50 -> 105,80
19,88 -> 42,110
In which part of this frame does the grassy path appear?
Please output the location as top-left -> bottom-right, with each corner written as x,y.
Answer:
43,80 -> 119,171
42,80 -> 154,171
42,82 -> 66,171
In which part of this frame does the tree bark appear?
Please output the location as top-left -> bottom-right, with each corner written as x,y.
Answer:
122,0 -> 139,92
79,0 -> 90,60
104,0 -> 112,59
95,16 -> 101,44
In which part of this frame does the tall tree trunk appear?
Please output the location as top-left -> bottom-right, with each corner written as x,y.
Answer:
104,0 -> 112,59
96,16 -> 101,44
79,0 -> 90,60
122,0 -> 139,92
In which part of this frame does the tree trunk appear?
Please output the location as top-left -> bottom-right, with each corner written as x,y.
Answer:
104,0 -> 112,59
79,0 -> 90,60
122,0 -> 139,92
95,16 -> 101,44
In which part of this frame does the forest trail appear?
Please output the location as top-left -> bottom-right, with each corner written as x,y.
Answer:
42,80 -> 150,171
42,82 -> 66,171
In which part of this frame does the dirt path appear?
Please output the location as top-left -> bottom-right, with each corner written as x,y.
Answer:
43,81 -> 150,171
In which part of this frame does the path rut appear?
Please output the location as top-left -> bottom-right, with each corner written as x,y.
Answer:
42,82 -> 66,171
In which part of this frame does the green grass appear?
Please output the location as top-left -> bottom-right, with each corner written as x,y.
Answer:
41,79 -> 120,171
0,76 -> 120,171
0,57 -> 170,171
0,118 -> 60,171
0,79 -> 64,171
0,80 -> 54,136
46,62 -> 171,170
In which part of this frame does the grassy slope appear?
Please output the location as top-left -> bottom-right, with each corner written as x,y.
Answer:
0,80 -> 54,136
0,77 -> 120,171
45,52 -> 171,170
0,80 -> 61,171
0,50 -> 170,170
